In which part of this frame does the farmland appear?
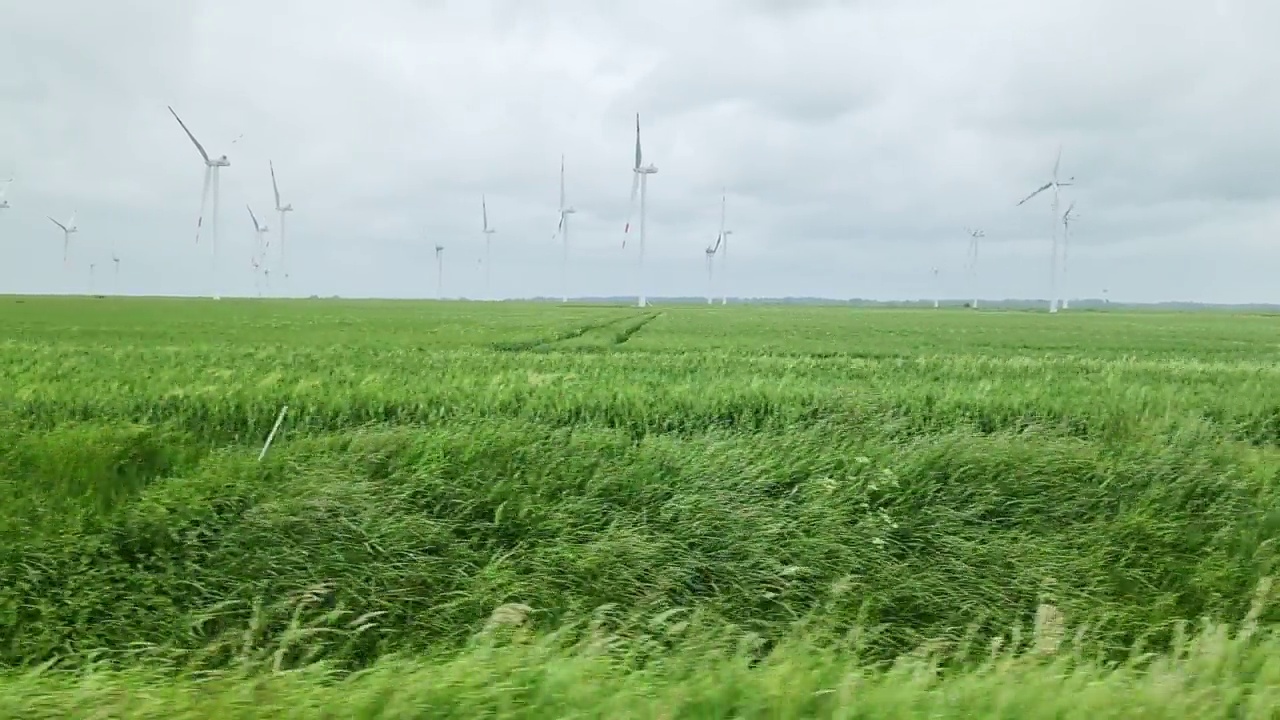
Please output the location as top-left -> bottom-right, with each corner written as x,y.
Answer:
1,296 -> 1278,718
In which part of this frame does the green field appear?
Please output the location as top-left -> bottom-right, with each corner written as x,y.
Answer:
2,297 -> 1279,718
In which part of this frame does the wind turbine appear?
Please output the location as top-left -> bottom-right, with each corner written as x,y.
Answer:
553,155 -> 576,303
716,190 -> 734,305
0,178 -> 11,210
931,267 -> 941,308
269,160 -> 293,281
705,233 -> 722,304
481,195 -> 496,300
89,262 -> 96,296
623,113 -> 658,308
247,204 -> 269,256
251,256 -> 263,298
48,213 -> 77,266
111,252 -> 121,295
247,204 -> 270,295
434,244 -> 444,300
1061,202 -> 1078,310
964,227 -> 984,309
168,105 -> 232,300
1016,145 -> 1073,313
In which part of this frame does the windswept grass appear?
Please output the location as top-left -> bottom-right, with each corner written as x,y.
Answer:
0,297 -> 1277,716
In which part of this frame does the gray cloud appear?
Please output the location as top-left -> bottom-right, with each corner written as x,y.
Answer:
0,0 -> 1276,303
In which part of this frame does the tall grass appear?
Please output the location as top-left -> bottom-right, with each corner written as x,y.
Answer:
0,297 -> 1277,716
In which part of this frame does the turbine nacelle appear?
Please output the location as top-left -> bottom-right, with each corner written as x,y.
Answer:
207,156 -> 230,168
277,204 -> 294,213
634,164 -> 659,174
0,201 -> 9,209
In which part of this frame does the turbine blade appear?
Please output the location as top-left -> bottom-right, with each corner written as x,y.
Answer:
1016,182 -> 1052,206
623,172 -> 640,236
247,204 -> 260,230
269,160 -> 282,208
634,113 -> 642,169
1053,144 -> 1063,181
559,154 -> 566,209
195,166 -> 212,244
168,106 -> 211,163
48,216 -> 66,232
482,195 -> 489,231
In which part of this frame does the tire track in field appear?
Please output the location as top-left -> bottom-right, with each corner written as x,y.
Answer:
490,314 -> 639,352
612,312 -> 661,346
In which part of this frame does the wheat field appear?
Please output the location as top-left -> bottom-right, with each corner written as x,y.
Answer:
1,297 -> 1278,718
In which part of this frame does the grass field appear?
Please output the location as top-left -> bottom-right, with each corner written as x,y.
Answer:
1,296 -> 1278,717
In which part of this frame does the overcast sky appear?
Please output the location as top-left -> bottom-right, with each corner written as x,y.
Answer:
1,0 -> 1276,303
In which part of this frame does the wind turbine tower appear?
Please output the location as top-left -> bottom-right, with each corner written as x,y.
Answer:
964,227 -> 984,309
481,195 -> 496,300
1061,202 -> 1078,310
1016,145 -> 1073,313
269,161 -> 293,283
89,263 -> 96,296
111,252 -> 121,295
623,113 -> 658,308
554,155 -> 576,303
435,244 -> 445,300
932,267 -> 940,308
168,106 -> 233,300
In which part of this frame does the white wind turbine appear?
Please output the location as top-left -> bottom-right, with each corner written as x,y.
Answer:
0,178 -> 11,210
481,195 -> 496,300
1016,145 -> 1074,313
964,227 -> 984,309
705,233 -> 722,304
269,160 -> 293,281
250,255 -> 263,298
247,204 -> 270,293
111,252 -> 121,295
623,113 -> 658,308
168,105 -> 232,300
552,155 -> 576,303
1061,202 -> 1078,310
434,244 -> 445,300
89,262 -> 97,296
931,267 -> 941,308
717,189 -> 733,305
48,213 -> 77,267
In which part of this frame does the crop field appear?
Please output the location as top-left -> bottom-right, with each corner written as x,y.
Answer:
1,296 -> 1279,718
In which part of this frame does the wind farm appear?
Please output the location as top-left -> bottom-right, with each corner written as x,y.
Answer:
0,96 -> 1115,308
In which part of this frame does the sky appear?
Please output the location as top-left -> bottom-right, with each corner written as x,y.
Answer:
0,0 -> 1276,303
